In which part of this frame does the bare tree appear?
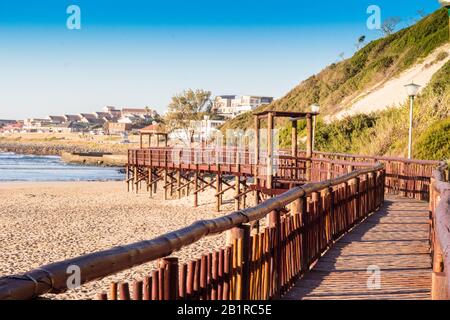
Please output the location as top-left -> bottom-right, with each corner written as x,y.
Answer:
381,17 -> 401,36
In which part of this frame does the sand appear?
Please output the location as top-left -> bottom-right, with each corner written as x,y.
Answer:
0,181 -> 243,299
330,43 -> 450,121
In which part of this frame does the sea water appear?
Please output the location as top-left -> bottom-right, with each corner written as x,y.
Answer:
0,152 -> 124,182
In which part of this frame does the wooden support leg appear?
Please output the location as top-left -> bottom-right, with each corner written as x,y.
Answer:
242,180 -> 247,209
235,176 -> 240,211
164,169 -> 168,200
134,166 -> 138,194
216,173 -> 221,212
177,170 -> 181,199
149,168 -> 153,198
194,170 -> 199,207
153,169 -> 157,194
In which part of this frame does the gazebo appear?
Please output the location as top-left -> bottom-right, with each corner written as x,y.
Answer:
139,124 -> 168,148
253,110 -> 320,189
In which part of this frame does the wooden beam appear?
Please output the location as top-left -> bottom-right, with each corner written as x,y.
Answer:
267,112 -> 274,190
306,114 -> 313,181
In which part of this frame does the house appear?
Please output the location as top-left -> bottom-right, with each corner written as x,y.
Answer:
93,112 -> 113,120
1,121 -> 23,133
48,122 -> 84,133
47,116 -> 66,124
0,119 -> 17,126
122,107 -> 157,118
213,95 -> 237,114
103,106 -> 121,118
106,122 -> 132,135
64,114 -> 82,122
117,115 -> 140,124
168,116 -> 225,143
78,113 -> 103,125
23,118 -> 51,131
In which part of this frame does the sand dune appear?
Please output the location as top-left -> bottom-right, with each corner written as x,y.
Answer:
330,43 -> 450,121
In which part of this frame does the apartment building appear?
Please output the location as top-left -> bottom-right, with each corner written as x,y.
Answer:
214,95 -> 273,119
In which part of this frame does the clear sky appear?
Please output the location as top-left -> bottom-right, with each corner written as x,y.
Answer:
0,0 -> 442,119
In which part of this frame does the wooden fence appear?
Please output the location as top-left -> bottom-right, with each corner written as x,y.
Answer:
95,163 -> 385,300
430,161 -> 450,300
0,163 -> 385,300
300,151 -> 441,201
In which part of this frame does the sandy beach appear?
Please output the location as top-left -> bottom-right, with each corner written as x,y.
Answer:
0,181 -> 240,299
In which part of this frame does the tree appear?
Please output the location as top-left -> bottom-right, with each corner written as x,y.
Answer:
338,52 -> 345,61
164,89 -> 212,145
355,35 -> 366,50
381,17 -> 401,37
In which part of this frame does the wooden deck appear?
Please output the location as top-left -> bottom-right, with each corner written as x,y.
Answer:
283,195 -> 432,300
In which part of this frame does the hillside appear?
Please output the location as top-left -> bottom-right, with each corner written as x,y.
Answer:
221,8 -> 449,132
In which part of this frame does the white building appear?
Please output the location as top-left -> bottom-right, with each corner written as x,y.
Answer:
214,95 -> 273,119
168,116 -> 225,144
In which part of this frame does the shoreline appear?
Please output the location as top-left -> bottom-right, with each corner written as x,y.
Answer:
0,142 -> 128,167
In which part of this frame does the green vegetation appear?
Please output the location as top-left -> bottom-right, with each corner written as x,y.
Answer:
221,8 -> 449,132
302,59 -> 450,159
414,118 -> 450,161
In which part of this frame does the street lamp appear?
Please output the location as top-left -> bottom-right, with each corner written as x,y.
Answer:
404,82 -> 421,159
311,104 -> 320,151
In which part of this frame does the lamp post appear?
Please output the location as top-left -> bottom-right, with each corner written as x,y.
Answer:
438,1 -> 450,38
310,104 -> 320,151
404,82 -> 421,159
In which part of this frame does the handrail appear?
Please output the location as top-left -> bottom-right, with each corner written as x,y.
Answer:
430,161 -> 450,299
0,163 -> 384,300
309,150 -> 443,165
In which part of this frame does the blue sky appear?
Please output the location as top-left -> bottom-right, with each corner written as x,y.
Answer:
0,0 -> 442,119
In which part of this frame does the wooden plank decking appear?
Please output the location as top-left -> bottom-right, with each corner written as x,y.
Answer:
283,195 -> 432,300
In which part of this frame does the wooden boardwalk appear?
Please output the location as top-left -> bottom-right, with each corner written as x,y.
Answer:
283,195 -> 432,300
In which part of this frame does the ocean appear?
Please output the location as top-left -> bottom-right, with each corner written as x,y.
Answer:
0,152 -> 124,182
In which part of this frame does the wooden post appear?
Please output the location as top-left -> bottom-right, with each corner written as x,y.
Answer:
254,116 -> 261,205
194,168 -> 199,207
164,170 -> 168,200
306,114 -> 313,181
300,196 -> 308,271
160,257 -> 179,300
235,175 -> 240,211
216,168 -> 221,212
267,112 -> 274,190
292,119 -> 298,181
226,224 -> 251,300
269,209 -> 282,298
140,133 -> 143,149
148,168 -> 153,198
177,170 -> 181,199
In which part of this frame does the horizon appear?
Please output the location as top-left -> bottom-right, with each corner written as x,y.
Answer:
0,0 -> 442,120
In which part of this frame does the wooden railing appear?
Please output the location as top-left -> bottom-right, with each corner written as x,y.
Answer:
0,163 -> 385,300
430,161 -> 450,300
300,151 -> 441,201
127,147 -> 378,183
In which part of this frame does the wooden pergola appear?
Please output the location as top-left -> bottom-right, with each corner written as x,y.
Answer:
254,110 -> 320,190
139,124 -> 168,148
